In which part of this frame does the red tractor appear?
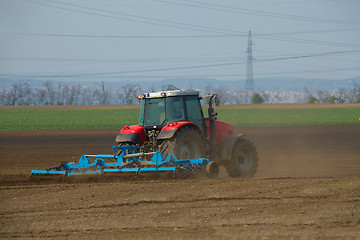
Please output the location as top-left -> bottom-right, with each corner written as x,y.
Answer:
116,89 -> 258,177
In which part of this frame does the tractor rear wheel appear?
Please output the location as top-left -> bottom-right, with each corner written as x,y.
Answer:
160,126 -> 205,160
225,138 -> 258,178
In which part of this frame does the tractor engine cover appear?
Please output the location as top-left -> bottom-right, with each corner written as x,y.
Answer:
116,125 -> 146,145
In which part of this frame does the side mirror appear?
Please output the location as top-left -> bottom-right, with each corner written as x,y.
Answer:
214,96 -> 220,106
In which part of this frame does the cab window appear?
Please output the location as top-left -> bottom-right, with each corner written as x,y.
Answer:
185,96 -> 204,129
166,97 -> 185,124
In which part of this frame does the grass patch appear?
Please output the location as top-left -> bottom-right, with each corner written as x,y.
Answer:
0,109 -> 139,131
216,108 -> 360,127
0,105 -> 359,131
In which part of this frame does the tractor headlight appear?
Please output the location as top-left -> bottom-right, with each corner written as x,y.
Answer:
137,94 -> 146,99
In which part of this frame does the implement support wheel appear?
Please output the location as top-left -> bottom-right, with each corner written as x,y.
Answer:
206,161 -> 219,179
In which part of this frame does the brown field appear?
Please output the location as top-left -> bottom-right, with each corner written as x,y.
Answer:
1,124 -> 360,239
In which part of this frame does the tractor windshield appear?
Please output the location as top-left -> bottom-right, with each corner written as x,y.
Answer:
140,98 -> 166,127
140,96 -> 186,127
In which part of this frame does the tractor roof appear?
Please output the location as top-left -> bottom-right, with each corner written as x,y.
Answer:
139,89 -> 199,99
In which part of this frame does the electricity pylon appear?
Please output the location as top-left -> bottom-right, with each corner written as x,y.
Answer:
245,30 -> 255,97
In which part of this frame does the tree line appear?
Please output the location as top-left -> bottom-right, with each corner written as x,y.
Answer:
0,81 -> 143,106
204,83 -> 360,104
0,80 -> 359,106
303,85 -> 360,104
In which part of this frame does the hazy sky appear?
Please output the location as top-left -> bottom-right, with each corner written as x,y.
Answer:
0,0 -> 359,83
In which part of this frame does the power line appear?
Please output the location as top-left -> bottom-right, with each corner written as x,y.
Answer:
1,67 -> 359,79
157,0 -> 357,25
6,28 -> 358,39
1,56 -> 241,63
2,50 -> 358,64
256,50 -> 360,63
254,34 -> 360,48
24,0 -> 360,48
2,50 -> 359,77
5,30 -> 359,49
257,28 -> 360,36
3,31 -> 246,39
28,0 -> 241,35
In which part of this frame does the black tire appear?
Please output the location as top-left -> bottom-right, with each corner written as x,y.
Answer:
225,138 -> 258,178
160,126 -> 205,160
115,142 -> 131,156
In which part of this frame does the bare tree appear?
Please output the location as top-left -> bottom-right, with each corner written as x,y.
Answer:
0,88 -> 14,105
94,81 -> 110,105
43,81 -> 56,105
233,89 -> 246,104
338,88 -> 347,103
33,87 -> 46,105
18,82 -> 31,105
1,83 -> 31,105
214,86 -> 228,105
203,85 -> 213,95
317,90 -> 330,103
114,87 -> 125,104
349,82 -> 360,103
273,93 -> 283,103
303,87 -> 315,103
147,84 -> 156,93
121,84 -> 141,105
5,83 -> 20,105
80,86 -> 94,105
259,90 -> 271,104
55,82 -> 68,105
355,82 -> 360,103
71,84 -> 81,105
61,84 -> 81,105
0,88 -> 6,105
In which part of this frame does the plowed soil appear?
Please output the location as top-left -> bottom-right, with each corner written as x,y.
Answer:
1,125 -> 360,239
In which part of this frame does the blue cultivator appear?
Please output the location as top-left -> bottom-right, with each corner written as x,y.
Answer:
30,145 -> 219,178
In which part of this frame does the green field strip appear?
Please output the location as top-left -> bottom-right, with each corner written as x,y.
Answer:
0,109 -> 139,131
0,107 -> 359,131
216,108 -> 360,127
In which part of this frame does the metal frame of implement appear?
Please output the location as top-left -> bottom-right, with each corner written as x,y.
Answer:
30,145 -> 212,177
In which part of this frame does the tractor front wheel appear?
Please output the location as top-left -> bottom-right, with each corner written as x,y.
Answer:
225,138 -> 258,178
160,126 -> 205,160
115,142 -> 131,156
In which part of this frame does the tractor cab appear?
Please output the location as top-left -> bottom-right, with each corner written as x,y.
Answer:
116,90 -> 207,147
138,90 -> 206,135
